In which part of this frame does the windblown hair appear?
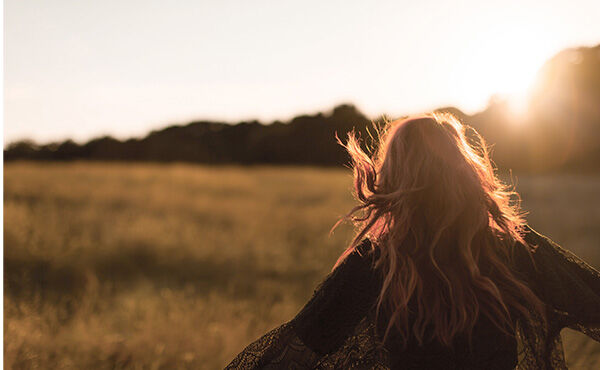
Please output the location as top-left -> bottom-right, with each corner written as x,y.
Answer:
332,112 -> 545,347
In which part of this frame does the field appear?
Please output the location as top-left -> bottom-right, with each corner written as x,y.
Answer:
4,162 -> 600,369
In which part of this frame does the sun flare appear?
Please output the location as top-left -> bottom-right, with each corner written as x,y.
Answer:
455,25 -> 555,118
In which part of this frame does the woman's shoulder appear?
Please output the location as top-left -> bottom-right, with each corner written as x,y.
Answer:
521,224 -> 562,253
290,238 -> 381,355
511,225 -> 565,267
321,237 -> 381,297
510,225 -> 568,280
517,224 -> 599,276
346,237 -> 378,265
512,224 -> 600,322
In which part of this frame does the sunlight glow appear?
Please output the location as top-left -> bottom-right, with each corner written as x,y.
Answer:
453,24 -> 555,119
5,1 -> 600,144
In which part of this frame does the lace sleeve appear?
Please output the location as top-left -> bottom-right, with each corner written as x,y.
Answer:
291,238 -> 381,355
224,321 -> 320,369
225,239 -> 382,368
521,225 -> 600,341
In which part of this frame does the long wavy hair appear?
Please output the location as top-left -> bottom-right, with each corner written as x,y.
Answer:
331,112 -> 545,347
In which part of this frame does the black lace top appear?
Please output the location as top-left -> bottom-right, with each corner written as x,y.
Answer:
226,226 -> 600,369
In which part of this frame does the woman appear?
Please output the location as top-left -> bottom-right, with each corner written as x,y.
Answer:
226,113 -> 600,369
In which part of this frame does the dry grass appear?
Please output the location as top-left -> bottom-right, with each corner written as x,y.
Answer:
4,162 -> 600,369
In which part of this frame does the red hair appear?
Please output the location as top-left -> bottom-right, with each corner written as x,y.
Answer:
332,112 -> 545,346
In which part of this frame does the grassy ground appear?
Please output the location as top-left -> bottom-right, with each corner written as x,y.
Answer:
4,162 -> 600,369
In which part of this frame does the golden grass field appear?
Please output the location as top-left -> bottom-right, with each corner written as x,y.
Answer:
4,162 -> 600,369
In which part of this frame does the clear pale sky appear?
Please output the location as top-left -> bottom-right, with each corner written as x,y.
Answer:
5,0 -> 600,145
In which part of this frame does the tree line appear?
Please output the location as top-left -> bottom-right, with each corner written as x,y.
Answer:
6,44 -> 600,173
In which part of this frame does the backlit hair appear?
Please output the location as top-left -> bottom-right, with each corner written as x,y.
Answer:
332,112 -> 545,346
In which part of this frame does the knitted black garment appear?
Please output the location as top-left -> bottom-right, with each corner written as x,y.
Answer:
226,226 -> 600,369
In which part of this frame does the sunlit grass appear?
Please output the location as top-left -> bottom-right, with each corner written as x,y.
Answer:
4,162 -> 600,369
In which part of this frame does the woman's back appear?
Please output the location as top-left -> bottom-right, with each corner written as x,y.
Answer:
290,237 -> 519,369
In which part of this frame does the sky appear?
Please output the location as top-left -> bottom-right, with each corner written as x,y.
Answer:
4,0 -> 600,145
